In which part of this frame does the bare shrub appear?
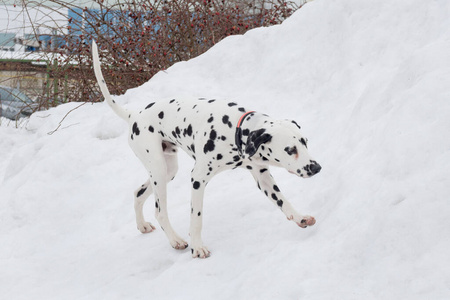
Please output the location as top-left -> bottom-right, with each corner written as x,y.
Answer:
15,0 -> 303,105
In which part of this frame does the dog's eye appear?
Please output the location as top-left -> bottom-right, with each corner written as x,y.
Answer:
284,146 -> 298,156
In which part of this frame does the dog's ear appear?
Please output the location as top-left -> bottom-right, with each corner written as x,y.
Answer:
245,128 -> 273,157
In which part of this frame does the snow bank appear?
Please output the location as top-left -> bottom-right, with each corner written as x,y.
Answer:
1,0 -> 449,299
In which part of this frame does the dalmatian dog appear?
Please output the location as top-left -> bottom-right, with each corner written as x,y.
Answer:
92,41 -> 321,258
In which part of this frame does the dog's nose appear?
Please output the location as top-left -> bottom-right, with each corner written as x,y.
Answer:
309,163 -> 321,175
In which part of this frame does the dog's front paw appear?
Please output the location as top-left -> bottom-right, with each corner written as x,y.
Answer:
191,245 -> 211,259
297,215 -> 316,228
288,215 -> 316,228
137,222 -> 156,233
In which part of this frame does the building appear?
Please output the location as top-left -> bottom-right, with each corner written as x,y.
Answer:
0,33 -> 15,51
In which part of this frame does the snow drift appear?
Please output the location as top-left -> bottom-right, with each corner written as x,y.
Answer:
1,0 -> 450,299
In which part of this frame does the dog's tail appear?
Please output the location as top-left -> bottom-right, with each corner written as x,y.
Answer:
92,40 -> 129,121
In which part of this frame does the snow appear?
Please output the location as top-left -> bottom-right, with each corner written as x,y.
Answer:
1,0 -> 450,299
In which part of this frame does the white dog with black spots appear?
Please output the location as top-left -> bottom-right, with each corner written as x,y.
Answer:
92,41 -> 321,258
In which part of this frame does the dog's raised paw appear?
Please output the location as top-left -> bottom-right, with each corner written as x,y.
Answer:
296,216 -> 316,228
191,246 -> 211,259
138,222 -> 156,233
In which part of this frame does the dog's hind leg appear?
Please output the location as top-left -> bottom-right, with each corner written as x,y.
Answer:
133,139 -> 187,249
134,180 -> 156,233
133,143 -> 183,247
150,155 -> 188,250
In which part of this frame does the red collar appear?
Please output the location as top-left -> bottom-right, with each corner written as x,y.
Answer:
235,111 -> 255,156
237,111 -> 255,127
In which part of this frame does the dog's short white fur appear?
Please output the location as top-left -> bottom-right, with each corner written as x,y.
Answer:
92,41 -> 321,258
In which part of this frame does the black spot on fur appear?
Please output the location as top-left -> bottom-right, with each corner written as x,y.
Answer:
238,107 -> 246,112
277,200 -> 283,207
260,168 -> 268,173
186,124 -> 193,136
246,166 -> 253,170
208,99 -> 216,103
198,211 -> 201,216
222,115 -> 229,124
273,185 -> 280,192
145,102 -> 155,109
149,126 -> 154,132
132,122 -> 140,135
158,111 -> 164,119
228,102 -> 237,107
292,120 -> 301,130
193,181 -> 201,189
271,193 -> 278,200
209,130 -> 217,140
208,116 -> 214,123
170,99 -> 175,103
203,140 -> 215,154
137,187 -> 147,197
217,154 -> 223,160
300,138 -> 308,148
221,115 -> 232,127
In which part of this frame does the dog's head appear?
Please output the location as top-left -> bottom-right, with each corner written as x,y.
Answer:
246,120 -> 321,178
